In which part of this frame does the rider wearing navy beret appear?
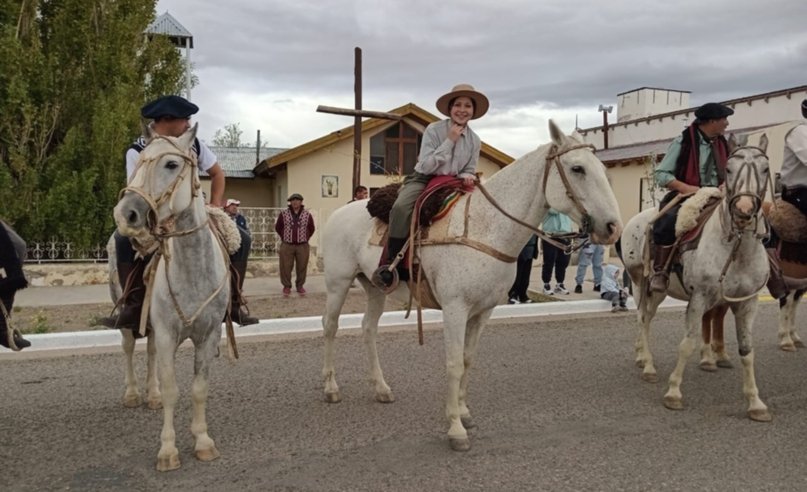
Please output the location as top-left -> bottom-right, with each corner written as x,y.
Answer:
141,95 -> 199,120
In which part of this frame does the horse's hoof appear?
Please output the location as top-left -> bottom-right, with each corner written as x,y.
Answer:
122,394 -> 142,408
794,340 -> 805,348
374,392 -> 395,404
324,392 -> 342,404
449,437 -> 471,452
663,396 -> 684,410
195,446 -> 221,462
641,372 -> 658,383
461,416 -> 477,429
779,343 -> 797,352
156,453 -> 181,472
748,408 -> 772,422
716,359 -> 733,369
699,362 -> 718,372
147,398 -> 162,410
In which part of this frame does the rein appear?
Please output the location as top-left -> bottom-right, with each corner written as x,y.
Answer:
475,142 -> 599,255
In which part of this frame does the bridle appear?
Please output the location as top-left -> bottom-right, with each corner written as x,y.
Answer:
543,143 -> 597,236
120,135 -> 206,243
716,144 -> 771,302
720,145 -> 770,239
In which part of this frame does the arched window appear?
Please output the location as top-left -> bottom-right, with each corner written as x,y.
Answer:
370,122 -> 422,175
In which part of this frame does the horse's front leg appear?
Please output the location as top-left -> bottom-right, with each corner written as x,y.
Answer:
155,327 -> 181,472
732,299 -> 771,422
442,303 -> 470,451
146,333 -> 162,409
190,328 -> 221,462
361,286 -> 393,403
636,289 -> 664,383
121,329 -> 141,407
663,297 -> 705,410
458,309 -> 494,430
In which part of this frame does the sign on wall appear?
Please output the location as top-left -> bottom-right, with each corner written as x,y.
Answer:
322,175 -> 339,198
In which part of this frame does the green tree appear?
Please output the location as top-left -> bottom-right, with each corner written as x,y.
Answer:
212,123 -> 244,147
0,0 -> 187,251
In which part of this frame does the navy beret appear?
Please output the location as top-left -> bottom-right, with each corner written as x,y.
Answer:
141,95 -> 199,120
694,102 -> 734,121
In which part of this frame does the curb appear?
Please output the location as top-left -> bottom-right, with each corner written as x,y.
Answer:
1,297 -> 689,355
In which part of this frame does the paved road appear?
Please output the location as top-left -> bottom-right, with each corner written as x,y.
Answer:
2,302 -> 805,491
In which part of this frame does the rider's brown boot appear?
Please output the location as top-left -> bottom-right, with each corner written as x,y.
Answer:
96,260 -> 146,333
649,245 -> 674,293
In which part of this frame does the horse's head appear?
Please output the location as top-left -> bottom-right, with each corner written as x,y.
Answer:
725,132 -> 770,229
113,123 -> 201,239
542,120 -> 623,244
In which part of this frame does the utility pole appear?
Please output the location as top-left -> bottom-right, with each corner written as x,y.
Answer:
598,104 -> 613,149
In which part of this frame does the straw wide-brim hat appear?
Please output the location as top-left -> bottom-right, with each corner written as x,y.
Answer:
435,84 -> 489,120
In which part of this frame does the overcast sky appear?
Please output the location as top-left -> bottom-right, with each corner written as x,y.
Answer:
155,0 -> 806,158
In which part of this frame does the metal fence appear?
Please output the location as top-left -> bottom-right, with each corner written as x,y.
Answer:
23,207 -> 285,263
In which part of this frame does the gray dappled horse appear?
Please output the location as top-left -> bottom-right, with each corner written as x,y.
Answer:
113,124 -> 230,471
320,121 -> 623,451
621,133 -> 772,421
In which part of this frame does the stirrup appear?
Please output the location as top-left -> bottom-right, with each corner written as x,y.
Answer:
371,265 -> 399,294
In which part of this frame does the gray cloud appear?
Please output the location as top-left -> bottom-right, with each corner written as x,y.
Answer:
158,0 -> 807,155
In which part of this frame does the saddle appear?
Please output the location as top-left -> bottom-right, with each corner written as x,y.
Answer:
366,176 -> 473,310
674,187 -> 724,255
765,199 -> 807,280
647,188 -> 723,280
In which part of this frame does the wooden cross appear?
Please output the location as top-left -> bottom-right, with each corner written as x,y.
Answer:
317,47 -> 401,194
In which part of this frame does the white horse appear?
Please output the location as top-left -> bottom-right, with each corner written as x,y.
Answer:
320,121 -> 623,451
621,134 -> 772,421
106,238 -> 161,410
113,124 -> 231,471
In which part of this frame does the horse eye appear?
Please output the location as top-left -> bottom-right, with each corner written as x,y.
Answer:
165,160 -> 179,170
571,165 -> 585,174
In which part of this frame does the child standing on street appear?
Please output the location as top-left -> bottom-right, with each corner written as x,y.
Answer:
601,263 -> 629,312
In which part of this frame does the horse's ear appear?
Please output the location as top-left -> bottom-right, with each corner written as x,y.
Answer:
548,119 -> 565,146
570,129 -> 584,143
141,121 -> 156,145
758,133 -> 768,153
727,133 -> 738,154
177,123 -> 199,150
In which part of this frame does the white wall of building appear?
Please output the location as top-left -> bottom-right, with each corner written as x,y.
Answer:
583,88 -> 807,149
